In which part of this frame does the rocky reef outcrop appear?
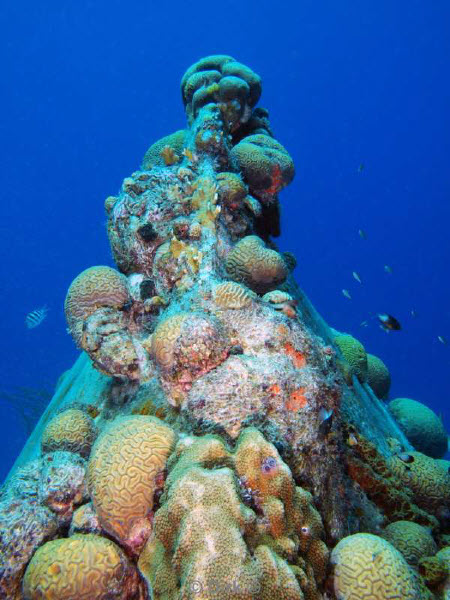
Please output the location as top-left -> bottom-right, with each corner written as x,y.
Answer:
2,55 -> 450,600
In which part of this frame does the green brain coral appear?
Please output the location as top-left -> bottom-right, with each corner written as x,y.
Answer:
334,334 -> 368,383
366,353 -> 391,399
382,520 -> 437,566
389,397 -> 447,458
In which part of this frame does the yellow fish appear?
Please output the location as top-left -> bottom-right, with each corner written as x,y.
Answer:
352,271 -> 362,284
438,336 -> 447,345
342,289 -> 352,300
384,265 -> 393,275
358,229 -> 367,239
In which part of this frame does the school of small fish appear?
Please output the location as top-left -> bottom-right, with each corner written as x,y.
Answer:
338,217 -> 447,345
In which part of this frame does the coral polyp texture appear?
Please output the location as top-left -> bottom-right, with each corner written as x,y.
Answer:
3,55 -> 449,600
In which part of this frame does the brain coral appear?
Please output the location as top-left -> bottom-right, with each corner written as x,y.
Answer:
389,397 -> 447,458
65,266 -> 130,346
226,235 -> 288,294
150,312 -> 229,392
87,415 -> 175,553
214,280 -> 255,309
382,520 -> 437,566
23,534 -> 141,600
366,353 -> 391,399
230,134 -> 295,197
141,129 -> 187,170
334,334 -> 367,383
331,533 -> 421,599
41,409 -> 97,458
389,451 -> 450,511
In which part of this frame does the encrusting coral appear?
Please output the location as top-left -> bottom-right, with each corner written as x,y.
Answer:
2,54 -> 450,600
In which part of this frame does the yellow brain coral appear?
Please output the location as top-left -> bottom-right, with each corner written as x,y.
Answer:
382,520 -> 437,566
41,409 -> 97,458
87,416 -> 175,553
331,533 -> 421,599
334,334 -> 368,383
214,281 -> 255,309
226,235 -> 288,294
366,353 -> 391,399
23,534 -> 141,600
65,266 -> 130,345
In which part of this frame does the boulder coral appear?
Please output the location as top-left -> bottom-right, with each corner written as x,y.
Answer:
366,352 -> 391,399
333,333 -> 368,383
230,133 -> 295,199
331,533 -> 421,599
87,415 -> 176,554
382,520 -> 437,566
41,408 -> 97,458
389,397 -> 448,458
65,266 -> 130,346
23,534 -> 142,600
226,235 -> 288,293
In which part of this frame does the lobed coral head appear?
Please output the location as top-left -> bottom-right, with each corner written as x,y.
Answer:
226,235 -> 288,294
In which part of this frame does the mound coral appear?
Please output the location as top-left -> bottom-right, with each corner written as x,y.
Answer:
389,450 -> 450,512
230,134 -> 295,199
331,533 -> 421,599
150,312 -> 229,401
141,129 -> 187,169
139,430 -> 328,600
389,397 -> 448,458
65,266 -> 130,346
382,520 -> 437,566
87,415 -> 175,553
334,334 -> 367,383
23,534 -> 142,600
41,409 -> 97,458
226,235 -> 288,293
366,353 -> 391,399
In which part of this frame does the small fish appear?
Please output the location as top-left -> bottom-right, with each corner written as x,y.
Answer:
25,306 -> 48,329
360,320 -> 368,328
357,163 -> 365,173
438,335 -> 447,345
358,229 -> 367,239
352,271 -> 362,284
377,313 -> 401,331
411,309 -> 417,318
384,265 -> 393,274
342,289 -> 352,300
318,408 -> 334,435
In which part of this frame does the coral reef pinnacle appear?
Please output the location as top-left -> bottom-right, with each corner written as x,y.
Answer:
2,55 -> 448,600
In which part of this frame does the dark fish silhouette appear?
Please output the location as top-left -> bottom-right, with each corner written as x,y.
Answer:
377,313 -> 401,331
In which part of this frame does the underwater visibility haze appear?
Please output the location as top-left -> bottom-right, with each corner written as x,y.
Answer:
1,1 -> 450,598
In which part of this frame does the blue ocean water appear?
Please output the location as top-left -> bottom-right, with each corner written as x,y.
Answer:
2,0 -> 449,482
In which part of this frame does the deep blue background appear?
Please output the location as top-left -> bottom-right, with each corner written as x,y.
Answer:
2,0 -> 449,482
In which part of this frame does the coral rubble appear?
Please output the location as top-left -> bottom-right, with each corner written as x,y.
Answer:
2,55 -> 449,600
